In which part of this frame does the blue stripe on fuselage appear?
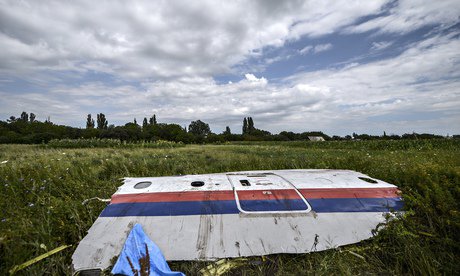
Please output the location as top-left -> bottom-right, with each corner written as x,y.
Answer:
240,198 -> 308,212
99,198 -> 403,217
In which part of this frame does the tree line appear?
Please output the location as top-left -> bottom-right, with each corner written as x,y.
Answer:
0,111 -> 452,144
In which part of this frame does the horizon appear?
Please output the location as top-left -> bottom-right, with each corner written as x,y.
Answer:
3,111 -> 455,137
1,1 -> 459,136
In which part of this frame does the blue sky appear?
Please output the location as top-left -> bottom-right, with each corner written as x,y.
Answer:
0,0 -> 459,135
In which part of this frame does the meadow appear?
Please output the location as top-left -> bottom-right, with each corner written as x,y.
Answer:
0,139 -> 459,275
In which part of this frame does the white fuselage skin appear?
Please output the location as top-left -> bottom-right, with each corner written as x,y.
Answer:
72,169 -> 402,272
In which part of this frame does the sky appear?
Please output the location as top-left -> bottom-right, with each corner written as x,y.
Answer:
0,0 -> 459,136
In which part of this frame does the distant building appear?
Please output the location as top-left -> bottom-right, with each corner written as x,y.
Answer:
308,136 -> 325,142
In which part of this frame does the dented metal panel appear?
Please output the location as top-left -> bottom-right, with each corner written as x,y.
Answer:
72,169 -> 403,272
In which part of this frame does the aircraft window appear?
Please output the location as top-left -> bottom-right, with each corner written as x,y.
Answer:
134,181 -> 152,189
191,181 -> 205,187
240,180 -> 251,186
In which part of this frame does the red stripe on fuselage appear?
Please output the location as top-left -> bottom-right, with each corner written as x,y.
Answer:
299,187 -> 400,199
111,190 -> 234,203
237,189 -> 301,200
111,187 -> 400,203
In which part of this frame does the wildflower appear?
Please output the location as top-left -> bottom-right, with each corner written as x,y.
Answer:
1,218 -> 6,222
28,203 -> 34,207
1,160 -> 8,164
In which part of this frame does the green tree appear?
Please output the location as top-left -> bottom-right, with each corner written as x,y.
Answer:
29,113 -> 36,123
20,111 -> 29,122
86,114 -> 95,129
223,126 -> 231,135
97,113 -> 108,129
155,123 -> 188,141
242,117 -> 248,134
149,114 -> 157,125
123,122 -> 142,140
188,120 -> 211,136
142,117 -> 148,129
247,117 -> 254,133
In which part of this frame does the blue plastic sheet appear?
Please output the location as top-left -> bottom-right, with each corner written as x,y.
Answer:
112,224 -> 185,276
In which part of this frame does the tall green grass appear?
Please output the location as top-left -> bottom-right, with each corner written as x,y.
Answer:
0,140 -> 458,275
47,138 -> 184,149
233,138 -> 459,151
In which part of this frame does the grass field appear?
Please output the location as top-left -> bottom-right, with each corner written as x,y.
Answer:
0,140 -> 459,275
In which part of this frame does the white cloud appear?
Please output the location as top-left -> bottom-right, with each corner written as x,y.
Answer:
288,1 -> 387,39
245,74 -> 259,82
0,0 -> 391,81
244,73 -> 267,85
3,31 -> 458,135
371,41 -> 393,51
299,43 -> 333,55
345,0 -> 460,34
1,0 -> 459,135
299,45 -> 313,55
1,0 -> 457,81
313,43 -> 333,53
287,33 -> 460,134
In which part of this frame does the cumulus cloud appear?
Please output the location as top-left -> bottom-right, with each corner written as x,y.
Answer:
3,30 -> 457,135
1,0 -> 456,80
244,73 -> 268,85
1,0 -> 457,81
0,0 -> 392,81
288,33 -> 460,134
0,0 -> 459,135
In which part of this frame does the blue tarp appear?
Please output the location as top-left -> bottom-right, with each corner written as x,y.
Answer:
111,224 -> 185,276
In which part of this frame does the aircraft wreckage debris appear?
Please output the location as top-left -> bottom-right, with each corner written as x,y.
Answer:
72,169 -> 403,273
